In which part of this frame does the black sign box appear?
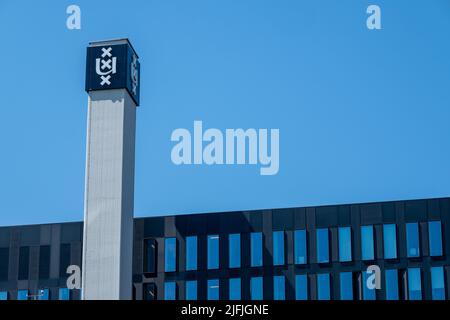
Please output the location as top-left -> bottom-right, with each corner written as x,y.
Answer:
85,40 -> 140,106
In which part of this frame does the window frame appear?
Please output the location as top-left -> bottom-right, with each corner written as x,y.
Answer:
250,232 -> 263,267
207,235 -> 220,270
186,236 -> 198,271
228,233 -> 241,269
164,237 -> 177,273
273,231 -> 285,266
294,229 -> 307,265
338,227 -> 352,262
361,225 -> 375,261
316,228 -> 330,264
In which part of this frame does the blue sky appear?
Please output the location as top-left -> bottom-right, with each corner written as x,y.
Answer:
0,0 -> 450,226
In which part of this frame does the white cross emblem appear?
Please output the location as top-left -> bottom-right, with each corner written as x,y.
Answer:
130,54 -> 139,95
95,47 -> 117,86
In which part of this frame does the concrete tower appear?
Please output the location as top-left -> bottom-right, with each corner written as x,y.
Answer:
82,39 -> 140,300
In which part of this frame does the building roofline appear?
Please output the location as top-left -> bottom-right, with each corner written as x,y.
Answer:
88,38 -> 139,58
1,195 -> 449,229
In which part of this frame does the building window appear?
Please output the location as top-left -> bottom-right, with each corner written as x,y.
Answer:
339,272 -> 353,300
362,271 -> 376,300
385,269 -> 399,300
164,281 -> 177,300
0,291 -> 8,300
59,243 -> 71,278
294,230 -> 307,264
273,231 -> 285,266
59,288 -> 70,300
0,248 -> 8,282
383,224 -> 397,259
143,283 -> 156,300
316,228 -> 329,264
229,278 -> 241,300
250,232 -> 263,267
338,227 -> 352,262
407,268 -> 422,300
406,223 -> 420,258
229,234 -> 241,268
165,238 -> 177,272
18,247 -> 29,280
207,235 -> 219,270
250,277 -> 263,300
317,273 -> 330,300
17,290 -> 28,300
186,236 -> 197,271
361,225 -> 374,261
431,266 -> 446,300
207,279 -> 219,300
295,274 -> 308,300
273,275 -> 285,300
38,289 -> 49,300
428,221 -> 443,257
186,280 -> 197,300
38,246 -> 51,280
143,238 -> 156,273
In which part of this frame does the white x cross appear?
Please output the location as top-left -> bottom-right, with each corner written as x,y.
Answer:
100,75 -> 111,85
101,59 -> 112,70
101,47 -> 112,58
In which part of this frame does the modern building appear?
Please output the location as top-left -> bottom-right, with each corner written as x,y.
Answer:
1,39 -> 449,301
0,196 -> 449,300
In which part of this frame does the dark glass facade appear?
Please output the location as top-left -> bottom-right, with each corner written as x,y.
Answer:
0,197 -> 450,300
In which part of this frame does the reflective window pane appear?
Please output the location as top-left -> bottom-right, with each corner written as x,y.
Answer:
229,278 -> 241,300
362,271 -> 376,300
164,282 -> 176,300
59,244 -> 71,278
316,228 -> 329,264
0,248 -> 8,282
143,238 -> 156,273
250,277 -> 263,300
251,232 -> 263,267
361,225 -> 374,261
0,291 -> 8,300
143,283 -> 156,300
407,268 -> 422,300
273,275 -> 285,300
186,280 -> 197,300
383,224 -> 397,259
39,246 -> 50,280
59,288 -> 70,300
17,290 -> 28,300
339,272 -> 353,300
207,279 -> 219,300
273,231 -> 285,265
207,235 -> 219,270
295,274 -> 308,300
428,221 -> 443,257
165,238 -> 176,272
229,234 -> 241,268
431,266 -> 446,300
406,223 -> 420,258
38,289 -> 49,300
186,236 -> 198,271
18,247 -> 29,280
317,273 -> 330,300
294,230 -> 307,264
385,269 -> 399,300
338,227 -> 352,262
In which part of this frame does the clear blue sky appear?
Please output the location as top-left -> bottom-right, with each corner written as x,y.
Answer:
1,0 -> 450,226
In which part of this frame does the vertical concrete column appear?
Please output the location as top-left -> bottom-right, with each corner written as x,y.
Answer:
82,39 -> 140,300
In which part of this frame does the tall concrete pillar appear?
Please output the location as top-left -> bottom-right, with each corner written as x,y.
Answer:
82,39 -> 140,300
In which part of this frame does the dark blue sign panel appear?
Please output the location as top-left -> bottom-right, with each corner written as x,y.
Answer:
85,41 -> 140,106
